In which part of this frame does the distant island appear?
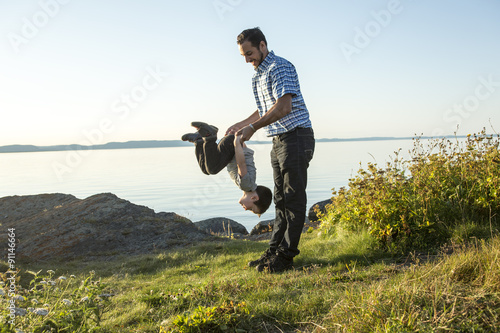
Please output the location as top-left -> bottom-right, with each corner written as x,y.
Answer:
0,136 -> 467,154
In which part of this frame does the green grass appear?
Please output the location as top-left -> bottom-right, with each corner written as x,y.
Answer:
2,230 -> 499,332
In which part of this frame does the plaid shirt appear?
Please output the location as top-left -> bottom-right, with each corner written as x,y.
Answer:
252,51 -> 312,136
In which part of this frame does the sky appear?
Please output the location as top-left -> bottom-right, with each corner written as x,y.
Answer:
1,0 -> 499,146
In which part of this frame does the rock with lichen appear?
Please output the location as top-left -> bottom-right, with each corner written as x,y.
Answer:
0,193 -> 212,262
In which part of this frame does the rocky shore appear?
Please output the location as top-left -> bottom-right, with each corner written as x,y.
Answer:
0,193 -> 330,262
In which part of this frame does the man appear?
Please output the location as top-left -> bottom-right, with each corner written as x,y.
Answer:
182,121 -> 272,216
226,27 -> 315,273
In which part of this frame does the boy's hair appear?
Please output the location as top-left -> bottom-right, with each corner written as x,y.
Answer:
254,185 -> 272,215
237,27 -> 267,48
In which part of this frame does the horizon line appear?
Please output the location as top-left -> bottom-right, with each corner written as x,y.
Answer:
0,134 -> 472,154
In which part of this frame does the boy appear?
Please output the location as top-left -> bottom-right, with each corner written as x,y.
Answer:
182,121 -> 272,216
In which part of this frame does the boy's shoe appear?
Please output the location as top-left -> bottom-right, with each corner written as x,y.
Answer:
191,121 -> 218,139
256,251 -> 293,273
181,133 -> 202,143
248,248 -> 276,267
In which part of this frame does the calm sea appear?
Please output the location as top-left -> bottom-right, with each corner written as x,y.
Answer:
0,140 -> 416,232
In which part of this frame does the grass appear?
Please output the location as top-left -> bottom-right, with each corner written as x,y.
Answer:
2,129 -> 499,332
2,229 -> 499,332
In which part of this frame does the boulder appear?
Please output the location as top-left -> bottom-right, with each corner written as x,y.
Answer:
0,193 -> 212,262
194,217 -> 248,236
308,199 -> 332,222
249,219 -> 274,236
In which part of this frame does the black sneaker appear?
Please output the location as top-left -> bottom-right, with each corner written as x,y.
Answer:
256,252 -> 293,273
248,248 -> 276,267
191,121 -> 218,139
181,133 -> 202,142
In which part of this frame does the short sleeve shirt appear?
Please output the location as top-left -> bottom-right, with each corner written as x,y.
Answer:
252,51 -> 312,136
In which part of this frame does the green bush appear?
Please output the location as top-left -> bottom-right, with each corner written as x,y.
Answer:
160,301 -> 250,333
318,129 -> 500,252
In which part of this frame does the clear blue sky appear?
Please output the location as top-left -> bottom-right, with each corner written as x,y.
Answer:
1,0 -> 499,146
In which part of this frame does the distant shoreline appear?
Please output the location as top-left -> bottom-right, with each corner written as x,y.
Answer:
0,136 -> 468,154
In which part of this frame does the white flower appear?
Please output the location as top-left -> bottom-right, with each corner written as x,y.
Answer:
31,299 -> 39,304
33,308 -> 49,316
12,295 -> 25,301
58,276 -> 67,281
81,296 -> 89,302
0,289 -> 5,296
62,299 -> 73,306
47,270 -> 55,275
70,275 -> 76,278
14,308 -> 27,316
48,281 -> 56,286
40,281 -> 47,285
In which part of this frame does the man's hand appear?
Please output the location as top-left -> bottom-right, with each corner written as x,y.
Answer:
236,125 -> 255,143
226,110 -> 260,136
226,122 -> 243,136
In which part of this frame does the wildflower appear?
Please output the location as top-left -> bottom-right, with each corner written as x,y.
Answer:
0,289 -> 5,296
48,281 -> 57,286
40,281 -> 47,285
58,276 -> 67,281
62,299 -> 73,306
33,308 -> 49,316
47,270 -> 55,275
31,299 -> 39,304
12,295 -> 25,301
14,308 -> 27,316
70,275 -> 76,278
81,296 -> 90,302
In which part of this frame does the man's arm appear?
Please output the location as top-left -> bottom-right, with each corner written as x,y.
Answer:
237,94 -> 292,142
225,110 -> 260,136
234,135 -> 247,177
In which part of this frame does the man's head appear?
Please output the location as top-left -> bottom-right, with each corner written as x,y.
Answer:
237,27 -> 269,69
238,185 -> 272,216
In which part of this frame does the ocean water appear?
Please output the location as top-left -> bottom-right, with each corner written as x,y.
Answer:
0,140 -> 415,232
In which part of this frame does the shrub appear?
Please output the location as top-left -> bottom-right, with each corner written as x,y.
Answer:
318,129 -> 500,252
160,301 -> 250,333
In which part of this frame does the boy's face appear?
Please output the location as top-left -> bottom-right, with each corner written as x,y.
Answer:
238,192 -> 260,215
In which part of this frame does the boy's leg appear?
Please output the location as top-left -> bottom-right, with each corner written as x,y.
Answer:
194,134 -> 235,175
203,134 -> 236,174
194,139 -> 210,175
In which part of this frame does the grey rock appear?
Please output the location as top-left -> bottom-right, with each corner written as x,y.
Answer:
249,219 -> 274,236
308,199 -> 332,222
194,217 -> 248,236
0,193 -> 212,262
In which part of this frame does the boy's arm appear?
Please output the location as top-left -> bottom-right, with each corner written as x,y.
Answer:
234,135 -> 248,177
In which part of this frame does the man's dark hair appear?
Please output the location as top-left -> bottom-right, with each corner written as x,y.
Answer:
237,27 -> 267,48
254,185 -> 272,215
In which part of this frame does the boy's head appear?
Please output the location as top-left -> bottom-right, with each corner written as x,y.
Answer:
238,185 -> 272,217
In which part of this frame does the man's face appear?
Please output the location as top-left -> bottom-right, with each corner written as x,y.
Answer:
239,40 -> 266,69
238,192 -> 260,215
